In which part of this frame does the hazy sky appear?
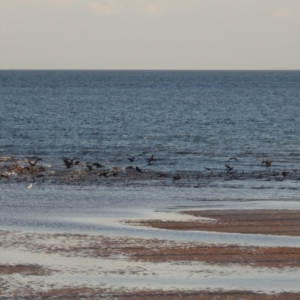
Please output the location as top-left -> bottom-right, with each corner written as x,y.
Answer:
1,0 -> 300,69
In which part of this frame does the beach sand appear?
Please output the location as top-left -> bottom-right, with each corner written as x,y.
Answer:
132,209 -> 300,236
1,209 -> 300,298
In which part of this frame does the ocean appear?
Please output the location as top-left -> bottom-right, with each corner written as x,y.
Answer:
1,70 -> 300,233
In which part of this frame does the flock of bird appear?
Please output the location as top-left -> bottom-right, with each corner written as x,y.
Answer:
0,154 -> 159,186
0,155 -> 298,188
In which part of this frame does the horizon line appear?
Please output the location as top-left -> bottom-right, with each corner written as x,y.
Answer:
1,69 -> 300,72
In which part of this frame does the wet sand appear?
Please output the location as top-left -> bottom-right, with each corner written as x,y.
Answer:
1,209 -> 300,298
0,264 -> 51,276
130,209 -> 300,236
2,287 -> 300,300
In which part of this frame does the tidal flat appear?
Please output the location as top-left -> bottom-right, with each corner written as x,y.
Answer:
1,204 -> 300,298
1,157 -> 300,298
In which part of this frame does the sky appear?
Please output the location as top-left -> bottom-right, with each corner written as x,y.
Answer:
0,0 -> 300,70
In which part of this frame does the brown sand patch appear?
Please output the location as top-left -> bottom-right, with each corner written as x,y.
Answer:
0,264 -> 52,276
130,209 -> 300,236
1,230 -> 300,298
120,244 -> 300,268
1,230 -> 300,268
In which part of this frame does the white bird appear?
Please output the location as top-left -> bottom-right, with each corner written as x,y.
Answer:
27,183 -> 33,189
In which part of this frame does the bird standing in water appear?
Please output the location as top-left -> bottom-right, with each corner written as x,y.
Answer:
28,158 -> 42,167
62,158 -> 74,168
225,165 -> 234,173
128,156 -> 135,163
173,174 -> 181,182
93,162 -> 104,168
135,166 -> 142,173
262,160 -> 272,167
147,155 -> 155,165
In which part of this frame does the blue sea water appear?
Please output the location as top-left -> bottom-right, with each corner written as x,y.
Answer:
1,70 -> 300,170
1,70 -> 300,233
